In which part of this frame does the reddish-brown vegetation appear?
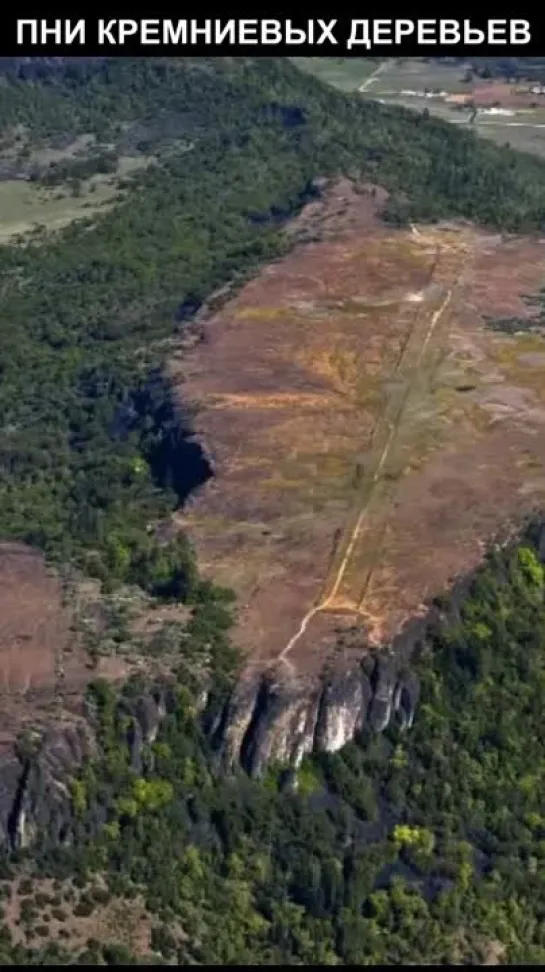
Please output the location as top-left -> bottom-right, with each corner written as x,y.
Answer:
175,183 -> 545,677
471,81 -> 545,109
0,543 -> 128,745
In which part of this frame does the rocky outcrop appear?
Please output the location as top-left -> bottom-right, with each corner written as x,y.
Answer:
314,668 -> 373,753
0,686 -> 175,853
0,619 -> 424,849
127,694 -> 164,773
238,675 -> 322,774
1,525 -> 540,852
214,628 -> 424,778
0,722 -> 96,851
214,525 -> 545,777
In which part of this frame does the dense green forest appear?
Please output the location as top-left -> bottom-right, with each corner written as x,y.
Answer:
3,531 -> 545,964
2,57 -> 545,962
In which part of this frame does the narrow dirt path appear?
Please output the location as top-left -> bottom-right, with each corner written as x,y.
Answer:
319,286 -> 454,612
358,59 -> 390,94
278,228 -> 471,666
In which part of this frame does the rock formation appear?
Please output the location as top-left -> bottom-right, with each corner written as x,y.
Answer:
213,614 -> 426,778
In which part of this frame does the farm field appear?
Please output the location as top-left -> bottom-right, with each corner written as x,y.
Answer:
293,57 -> 545,159
290,57 -> 383,91
176,180 -> 545,679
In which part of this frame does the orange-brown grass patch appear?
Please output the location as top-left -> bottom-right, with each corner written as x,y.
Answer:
174,186 -> 545,677
0,544 -> 140,744
471,81 -> 545,109
0,543 -> 67,697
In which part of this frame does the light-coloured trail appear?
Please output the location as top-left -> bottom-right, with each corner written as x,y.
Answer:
320,418 -> 397,609
278,228 -> 464,666
319,285 -> 453,611
358,60 -> 389,94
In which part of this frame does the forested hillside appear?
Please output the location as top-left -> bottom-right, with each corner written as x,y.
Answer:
3,57 -> 545,600
4,530 -> 545,964
2,57 -> 545,963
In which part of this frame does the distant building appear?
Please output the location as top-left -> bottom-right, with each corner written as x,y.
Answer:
480,107 -> 515,116
444,93 -> 472,105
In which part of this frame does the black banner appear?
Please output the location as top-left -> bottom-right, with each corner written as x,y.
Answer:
1,11 -> 543,57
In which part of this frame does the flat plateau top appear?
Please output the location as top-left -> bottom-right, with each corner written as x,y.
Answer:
175,183 -> 545,677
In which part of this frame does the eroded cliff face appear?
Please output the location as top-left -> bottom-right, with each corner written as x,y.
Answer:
0,688 -> 173,853
203,521 -> 545,785
1,526 -> 539,850
0,636 -> 422,851
213,617 -> 425,778
0,722 -> 96,851
215,659 -> 419,778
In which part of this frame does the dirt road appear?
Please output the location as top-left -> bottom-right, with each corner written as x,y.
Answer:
278,229 -> 471,664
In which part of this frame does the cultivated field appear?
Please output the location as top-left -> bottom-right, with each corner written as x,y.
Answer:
290,57 -> 383,91
294,58 -> 545,159
176,181 -> 545,678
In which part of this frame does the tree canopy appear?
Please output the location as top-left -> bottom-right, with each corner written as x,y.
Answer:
1,56 -> 545,964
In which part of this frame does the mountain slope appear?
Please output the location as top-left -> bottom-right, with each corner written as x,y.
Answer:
1,57 -> 545,964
